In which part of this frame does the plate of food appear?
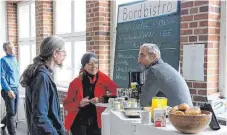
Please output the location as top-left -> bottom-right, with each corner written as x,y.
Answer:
123,110 -> 141,118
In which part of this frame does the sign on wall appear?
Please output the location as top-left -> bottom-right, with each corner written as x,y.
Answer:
113,0 -> 180,88
183,44 -> 205,81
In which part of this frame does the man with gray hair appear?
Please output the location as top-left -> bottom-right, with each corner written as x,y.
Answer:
138,43 -> 192,107
1,41 -> 19,135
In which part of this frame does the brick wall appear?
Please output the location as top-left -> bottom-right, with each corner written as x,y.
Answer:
5,0 -> 222,106
6,2 -> 18,59
35,1 -> 53,54
180,1 -> 220,106
86,0 -> 111,76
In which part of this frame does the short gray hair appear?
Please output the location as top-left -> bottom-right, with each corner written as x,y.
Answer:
2,41 -> 12,52
140,43 -> 161,57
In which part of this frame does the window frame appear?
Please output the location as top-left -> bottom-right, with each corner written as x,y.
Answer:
17,1 -> 36,75
110,1 -> 117,79
219,1 -> 227,98
53,0 -> 86,88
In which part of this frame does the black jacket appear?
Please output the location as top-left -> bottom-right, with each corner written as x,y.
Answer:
25,65 -> 65,135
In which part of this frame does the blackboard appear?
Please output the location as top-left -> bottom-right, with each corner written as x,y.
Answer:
113,2 -> 180,88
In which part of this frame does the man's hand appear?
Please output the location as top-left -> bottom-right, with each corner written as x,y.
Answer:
7,90 -> 15,98
79,96 -> 90,107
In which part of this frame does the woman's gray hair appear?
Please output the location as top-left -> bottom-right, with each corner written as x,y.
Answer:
3,41 -> 13,52
20,36 -> 65,87
140,43 -> 161,57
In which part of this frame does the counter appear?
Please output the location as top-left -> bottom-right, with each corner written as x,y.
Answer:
101,109 -> 227,135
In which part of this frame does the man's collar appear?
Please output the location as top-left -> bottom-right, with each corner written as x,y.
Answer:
6,54 -> 14,57
144,58 -> 163,70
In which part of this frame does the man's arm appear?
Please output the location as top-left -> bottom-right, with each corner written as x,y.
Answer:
1,59 -> 11,91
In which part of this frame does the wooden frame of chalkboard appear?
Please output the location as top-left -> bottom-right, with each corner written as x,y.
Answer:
113,0 -> 181,88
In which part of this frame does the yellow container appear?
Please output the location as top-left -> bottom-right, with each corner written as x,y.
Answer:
130,82 -> 138,90
151,97 -> 168,119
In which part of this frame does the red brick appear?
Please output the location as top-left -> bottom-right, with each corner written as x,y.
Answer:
209,14 -> 220,20
206,63 -> 219,70
199,35 -> 208,41
199,21 -> 208,27
198,90 -> 207,95
189,36 -> 197,42
181,15 -> 193,22
86,1 -> 111,75
199,6 -> 209,12
208,28 -> 220,35
195,1 -> 208,6
206,55 -> 219,62
193,96 -> 207,102
193,82 -> 206,88
194,28 -> 208,34
187,82 -> 193,88
209,0 -> 220,6
208,82 -> 219,88
208,35 -> 219,41
99,2 -> 109,7
190,7 -> 198,14
194,14 -> 208,20
6,2 -> 18,58
207,48 -> 219,55
190,89 -> 197,94
181,23 -> 188,29
180,37 -> 188,42
181,1 -> 193,9
207,89 -> 219,95
181,9 -> 188,15
181,29 -> 193,35
190,22 -> 197,28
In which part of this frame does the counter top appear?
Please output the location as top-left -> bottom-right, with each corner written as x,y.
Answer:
102,109 -> 227,135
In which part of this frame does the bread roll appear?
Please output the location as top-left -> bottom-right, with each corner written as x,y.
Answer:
175,111 -> 185,115
185,107 -> 201,116
178,103 -> 190,111
170,106 -> 178,113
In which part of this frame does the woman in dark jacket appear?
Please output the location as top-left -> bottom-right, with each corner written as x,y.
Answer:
20,36 -> 66,135
64,52 -> 117,135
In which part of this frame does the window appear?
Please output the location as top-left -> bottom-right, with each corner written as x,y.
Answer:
18,1 -> 36,75
0,1 -> 7,90
54,0 -> 86,88
0,1 -> 6,58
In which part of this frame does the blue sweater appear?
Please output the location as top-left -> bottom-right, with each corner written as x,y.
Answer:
1,54 -> 19,91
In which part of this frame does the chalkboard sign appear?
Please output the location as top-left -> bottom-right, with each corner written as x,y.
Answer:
113,1 -> 180,88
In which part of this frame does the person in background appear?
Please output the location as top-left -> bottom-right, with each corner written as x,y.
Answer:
20,36 -> 66,135
1,41 -> 19,135
64,52 -> 117,135
138,43 -> 193,107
